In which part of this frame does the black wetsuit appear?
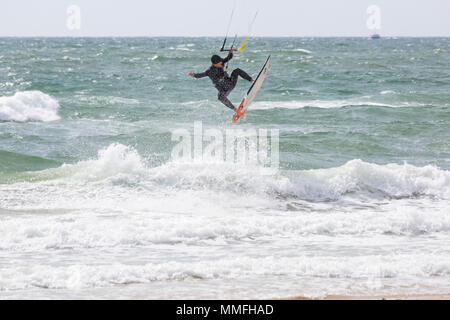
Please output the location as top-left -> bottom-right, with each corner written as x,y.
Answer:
193,52 -> 252,110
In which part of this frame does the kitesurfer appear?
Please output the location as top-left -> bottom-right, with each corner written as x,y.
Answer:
188,49 -> 254,113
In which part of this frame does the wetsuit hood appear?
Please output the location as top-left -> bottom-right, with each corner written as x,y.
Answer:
211,55 -> 222,64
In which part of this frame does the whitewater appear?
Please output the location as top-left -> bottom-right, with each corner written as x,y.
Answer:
1,37 -> 450,299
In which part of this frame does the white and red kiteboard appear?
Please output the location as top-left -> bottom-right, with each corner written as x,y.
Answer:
232,55 -> 271,123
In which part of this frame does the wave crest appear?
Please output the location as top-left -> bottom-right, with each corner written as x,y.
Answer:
287,159 -> 450,200
0,91 -> 60,122
8,144 -> 450,201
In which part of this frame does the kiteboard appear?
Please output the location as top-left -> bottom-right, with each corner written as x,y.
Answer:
232,55 -> 271,123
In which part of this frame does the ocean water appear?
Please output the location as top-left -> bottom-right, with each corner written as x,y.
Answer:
0,37 -> 449,299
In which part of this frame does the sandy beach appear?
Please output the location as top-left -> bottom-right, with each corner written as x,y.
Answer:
286,294 -> 450,300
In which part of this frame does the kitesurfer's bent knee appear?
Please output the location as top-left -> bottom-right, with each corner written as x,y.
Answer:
231,68 -> 252,82
218,91 -> 235,110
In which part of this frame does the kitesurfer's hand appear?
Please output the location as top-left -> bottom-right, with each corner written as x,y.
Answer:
229,49 -> 236,53
187,73 -> 194,77
250,78 -> 255,82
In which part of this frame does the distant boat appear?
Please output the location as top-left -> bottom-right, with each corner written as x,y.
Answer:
370,34 -> 381,39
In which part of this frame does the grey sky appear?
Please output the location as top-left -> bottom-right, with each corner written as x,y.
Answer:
0,0 -> 449,37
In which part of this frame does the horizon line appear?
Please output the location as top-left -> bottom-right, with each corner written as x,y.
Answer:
1,35 -> 450,39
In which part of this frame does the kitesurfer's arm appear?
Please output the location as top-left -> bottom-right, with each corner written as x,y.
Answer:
222,49 -> 234,63
188,69 -> 210,79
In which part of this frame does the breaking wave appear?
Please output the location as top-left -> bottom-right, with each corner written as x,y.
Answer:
0,91 -> 60,122
3,143 -> 450,202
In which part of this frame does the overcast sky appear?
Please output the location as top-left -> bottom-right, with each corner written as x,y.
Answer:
0,0 -> 449,37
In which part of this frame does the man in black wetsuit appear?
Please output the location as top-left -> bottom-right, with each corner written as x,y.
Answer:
188,49 -> 254,113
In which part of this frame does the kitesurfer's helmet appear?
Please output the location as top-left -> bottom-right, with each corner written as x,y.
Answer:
211,55 -> 222,64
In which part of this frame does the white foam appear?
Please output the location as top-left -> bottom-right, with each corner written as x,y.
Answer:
1,146 -> 449,247
0,194 -> 449,253
0,91 -> 60,122
4,145 -> 450,204
381,90 -> 396,95
287,159 -> 450,201
1,145 -> 449,297
293,48 -> 312,54
36,143 -> 146,182
0,146 -> 449,251
0,254 -> 448,292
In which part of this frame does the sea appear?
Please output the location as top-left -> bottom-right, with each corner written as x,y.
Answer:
0,37 -> 449,299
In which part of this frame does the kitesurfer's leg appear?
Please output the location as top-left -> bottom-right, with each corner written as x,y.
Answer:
230,68 -> 253,86
218,90 -> 236,110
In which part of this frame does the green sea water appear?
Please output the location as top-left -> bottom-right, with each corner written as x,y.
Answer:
0,37 -> 449,299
